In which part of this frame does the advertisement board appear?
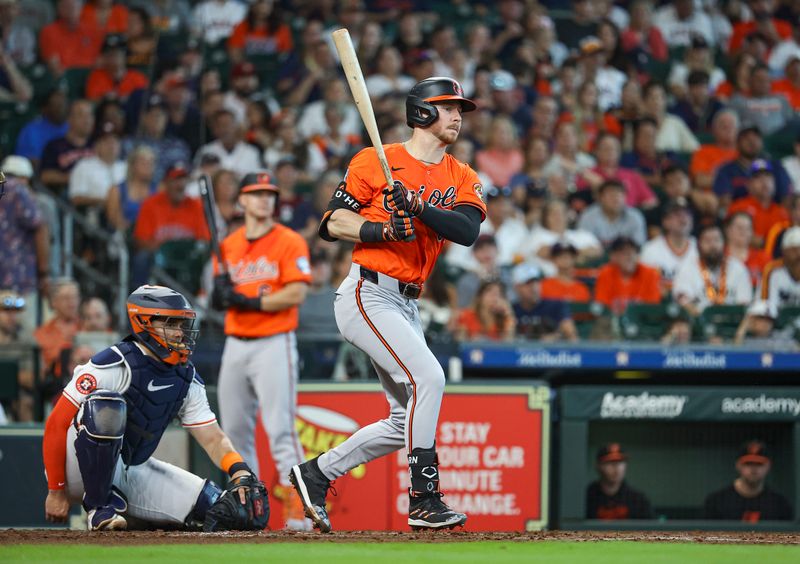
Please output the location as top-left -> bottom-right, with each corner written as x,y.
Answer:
256,383 -> 549,531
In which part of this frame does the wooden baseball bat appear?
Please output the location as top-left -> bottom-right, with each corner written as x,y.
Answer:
332,28 -> 395,191
198,173 -> 225,272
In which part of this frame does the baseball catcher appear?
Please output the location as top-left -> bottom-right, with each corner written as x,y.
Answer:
42,285 -> 269,531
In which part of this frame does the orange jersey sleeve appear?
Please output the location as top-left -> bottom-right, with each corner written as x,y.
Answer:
349,144 -> 486,285
220,225 -> 311,338
42,394 -> 80,490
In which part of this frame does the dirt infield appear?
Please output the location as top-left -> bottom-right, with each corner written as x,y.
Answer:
2,529 -> 799,546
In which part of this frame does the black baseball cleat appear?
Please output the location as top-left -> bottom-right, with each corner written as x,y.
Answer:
288,456 -> 333,533
408,491 -> 467,530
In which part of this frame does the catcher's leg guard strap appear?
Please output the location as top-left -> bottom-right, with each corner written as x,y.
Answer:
188,480 -> 222,525
75,391 -> 126,509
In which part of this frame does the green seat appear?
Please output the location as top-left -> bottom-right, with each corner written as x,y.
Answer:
696,304 -> 747,341
0,359 -> 20,403
619,303 -> 682,341
776,306 -> 800,338
21,64 -> 57,106
0,101 -> 35,157
154,239 -> 210,295
570,302 -> 607,340
764,128 -> 798,160
60,67 -> 92,99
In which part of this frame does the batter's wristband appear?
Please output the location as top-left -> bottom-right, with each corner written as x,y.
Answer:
221,452 -> 244,474
228,461 -> 252,478
359,221 -> 385,243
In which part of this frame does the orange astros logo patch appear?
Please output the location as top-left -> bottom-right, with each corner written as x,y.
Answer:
76,374 -> 97,395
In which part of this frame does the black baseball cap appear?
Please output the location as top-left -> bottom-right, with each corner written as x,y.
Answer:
473,233 -> 497,249
663,197 -> 691,216
597,443 -> 627,463
102,34 -> 127,53
598,179 -> 626,194
551,242 -> 578,257
738,440 -> 770,465
144,93 -> 166,112
609,235 -> 640,252
738,125 -> 762,139
687,70 -> 710,86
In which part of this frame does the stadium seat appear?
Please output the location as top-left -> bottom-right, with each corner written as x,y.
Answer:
0,359 -> 20,405
153,239 -> 210,296
619,303 -> 681,341
776,306 -> 800,338
0,101 -> 35,157
571,302 -> 607,340
764,128 -> 798,160
20,64 -> 57,106
696,304 -> 747,341
61,68 -> 91,99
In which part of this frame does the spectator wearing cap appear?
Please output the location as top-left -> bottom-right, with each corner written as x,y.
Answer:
67,121 -> 126,208
768,18 -> 800,73
191,0 -> 246,45
594,236 -> 661,314
578,35 -> 627,112
586,443 -> 653,520
511,262 -> 577,342
759,226 -> 800,311
728,1 -> 793,54
40,99 -> 95,193
488,70 -> 533,137
667,35 -> 726,100
476,116 -> 524,190
540,243 -> 591,303
523,199 -> 602,264
297,78 -> 361,141
673,223 -> 753,316
734,300 -> 798,350
641,199 -> 698,287
689,110 -> 739,191
105,144 -> 156,232
621,0 -> 668,64
0,289 -> 35,420
641,81 -> 699,154
133,161 -> 208,248
121,93 -> 191,185
670,70 -> 725,135
726,159 -> 789,246
583,133 -> 657,210
620,117 -> 677,189
454,234 -> 515,309
781,135 -> 800,193
729,64 -> 795,137
85,34 -> 149,101
554,0 -> 598,51
578,179 -> 647,248
195,109 -> 262,177
725,212 -> 769,287
704,440 -> 793,521
653,0 -> 715,48
14,88 -> 69,167
712,126 -> 793,208
39,0 -> 104,76
454,279 -> 515,342
227,0 -> 292,64
770,56 -> 800,111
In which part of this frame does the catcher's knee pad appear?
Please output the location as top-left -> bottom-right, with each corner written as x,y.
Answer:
186,480 -> 222,527
75,391 -> 127,510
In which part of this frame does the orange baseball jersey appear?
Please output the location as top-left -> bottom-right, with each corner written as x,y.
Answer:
342,144 -> 486,285
216,224 -> 312,338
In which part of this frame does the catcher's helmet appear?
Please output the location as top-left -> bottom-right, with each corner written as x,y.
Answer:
406,77 -> 476,128
127,285 -> 198,365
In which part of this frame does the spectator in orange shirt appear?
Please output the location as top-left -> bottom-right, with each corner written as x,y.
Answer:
690,109 -> 739,190
39,0 -> 104,76
85,34 -> 149,101
594,236 -> 662,314
33,278 -> 81,377
725,212 -> 770,286
764,194 -> 800,259
455,279 -> 516,342
540,243 -> 592,303
728,5 -> 793,54
80,0 -> 128,35
726,159 -> 790,248
227,0 -> 293,64
772,56 -> 800,111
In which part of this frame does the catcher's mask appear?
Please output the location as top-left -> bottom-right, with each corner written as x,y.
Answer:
127,285 -> 198,365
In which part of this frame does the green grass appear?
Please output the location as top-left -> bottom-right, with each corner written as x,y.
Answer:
2,542 -> 799,563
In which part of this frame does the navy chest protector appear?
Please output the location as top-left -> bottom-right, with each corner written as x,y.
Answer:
107,340 -> 195,466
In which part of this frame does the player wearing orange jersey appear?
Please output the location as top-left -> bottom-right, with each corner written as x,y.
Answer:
211,172 -> 312,530
289,77 -> 486,532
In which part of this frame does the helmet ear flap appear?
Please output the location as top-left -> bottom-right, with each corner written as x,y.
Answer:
406,96 -> 439,128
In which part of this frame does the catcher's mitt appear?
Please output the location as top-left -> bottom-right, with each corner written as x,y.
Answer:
203,474 -> 270,532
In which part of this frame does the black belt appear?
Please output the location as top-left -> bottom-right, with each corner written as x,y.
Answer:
359,266 -> 422,299
230,335 -> 263,341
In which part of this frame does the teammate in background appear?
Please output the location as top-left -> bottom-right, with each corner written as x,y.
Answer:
211,172 -> 312,530
586,443 -> 653,520
289,77 -> 485,532
704,440 -> 793,522
42,285 -> 268,531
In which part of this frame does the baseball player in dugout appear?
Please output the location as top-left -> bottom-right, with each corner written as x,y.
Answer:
289,77 -> 486,532
42,285 -> 269,532
585,443 -> 653,520
211,172 -> 312,530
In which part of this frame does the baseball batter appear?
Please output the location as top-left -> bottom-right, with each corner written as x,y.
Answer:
212,172 -> 312,530
289,77 -> 486,531
42,285 -> 268,531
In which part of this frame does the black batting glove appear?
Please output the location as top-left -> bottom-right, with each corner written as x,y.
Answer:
229,291 -> 262,311
386,180 -> 425,216
212,274 -> 235,310
388,209 -> 416,242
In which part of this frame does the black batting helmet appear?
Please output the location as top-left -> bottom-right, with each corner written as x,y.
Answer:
239,171 -> 279,195
406,77 -> 476,128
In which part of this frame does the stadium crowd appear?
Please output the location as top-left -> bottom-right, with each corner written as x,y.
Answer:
2,0 -> 800,422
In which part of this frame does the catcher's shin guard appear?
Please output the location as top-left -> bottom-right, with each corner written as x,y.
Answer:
408,446 -> 467,530
74,391 -> 127,510
185,480 -> 222,527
